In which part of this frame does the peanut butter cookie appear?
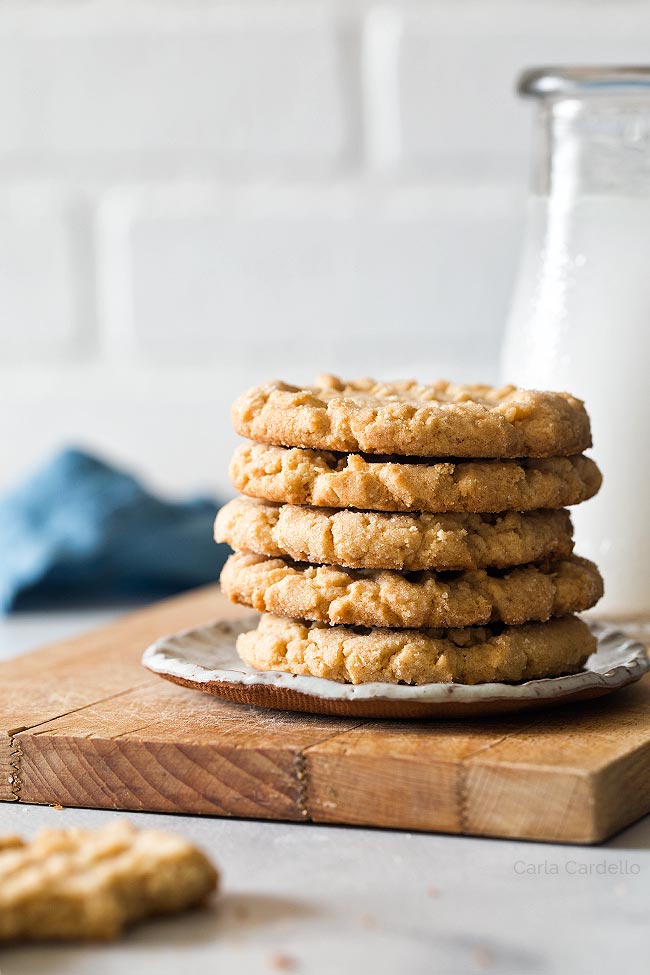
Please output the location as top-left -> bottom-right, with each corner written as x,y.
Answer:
221,552 -> 603,628
215,497 -> 574,571
237,613 -> 596,685
230,442 -> 602,513
232,376 -> 591,458
0,821 -> 218,942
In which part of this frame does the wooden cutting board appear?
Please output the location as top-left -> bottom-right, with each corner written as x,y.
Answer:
2,586 -> 650,845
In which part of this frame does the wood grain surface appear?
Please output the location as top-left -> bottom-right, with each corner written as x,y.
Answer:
1,586 -> 649,844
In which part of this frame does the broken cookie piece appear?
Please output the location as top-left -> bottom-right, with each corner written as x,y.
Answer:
0,820 -> 218,942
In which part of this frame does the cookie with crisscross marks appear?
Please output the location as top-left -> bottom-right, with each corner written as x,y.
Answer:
0,821 -> 218,942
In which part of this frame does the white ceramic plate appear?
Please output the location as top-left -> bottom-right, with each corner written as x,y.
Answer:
142,615 -> 649,719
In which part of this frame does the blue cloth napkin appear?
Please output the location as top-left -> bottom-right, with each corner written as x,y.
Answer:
0,448 -> 229,612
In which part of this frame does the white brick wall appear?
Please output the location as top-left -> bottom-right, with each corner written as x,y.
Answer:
0,0 -> 646,492
98,184 -> 520,376
0,189 -> 88,360
0,9 -> 354,175
377,3 -> 650,178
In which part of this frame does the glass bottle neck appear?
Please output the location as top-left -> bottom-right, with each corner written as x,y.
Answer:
532,95 -> 650,197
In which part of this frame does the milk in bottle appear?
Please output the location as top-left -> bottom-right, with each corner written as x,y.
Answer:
502,68 -> 650,613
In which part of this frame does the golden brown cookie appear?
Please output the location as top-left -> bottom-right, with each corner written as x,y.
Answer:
0,821 -> 218,942
221,552 -> 603,628
232,376 -> 591,458
215,497 -> 575,571
237,613 -> 596,685
230,442 -> 602,513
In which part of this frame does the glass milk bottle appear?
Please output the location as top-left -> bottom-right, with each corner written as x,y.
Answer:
502,67 -> 650,615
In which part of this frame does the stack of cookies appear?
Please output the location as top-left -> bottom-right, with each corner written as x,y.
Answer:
216,376 -> 604,686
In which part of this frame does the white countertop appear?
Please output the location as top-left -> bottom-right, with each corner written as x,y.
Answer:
1,609 -> 649,975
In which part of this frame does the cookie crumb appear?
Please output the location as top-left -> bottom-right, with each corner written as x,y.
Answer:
426,886 -> 439,898
359,913 -> 379,929
269,951 -> 297,971
472,946 -> 494,969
